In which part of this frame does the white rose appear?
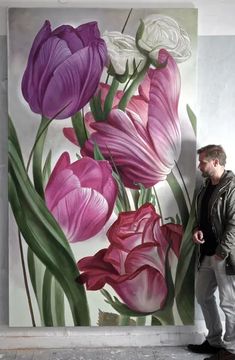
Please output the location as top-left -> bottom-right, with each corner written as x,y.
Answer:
103,31 -> 147,76
137,14 -> 191,63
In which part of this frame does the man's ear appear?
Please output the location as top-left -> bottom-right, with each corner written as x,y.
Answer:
213,158 -> 219,167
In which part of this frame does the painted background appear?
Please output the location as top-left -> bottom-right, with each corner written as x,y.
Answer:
8,7 -> 197,326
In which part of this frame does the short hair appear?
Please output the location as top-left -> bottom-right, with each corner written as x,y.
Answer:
197,144 -> 226,166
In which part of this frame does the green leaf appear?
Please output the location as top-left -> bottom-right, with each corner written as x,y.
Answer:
41,269 -> 65,326
187,104 -> 197,135
175,195 -> 196,324
103,78 -> 119,117
166,171 -> 189,229
135,19 -> 147,54
131,189 -> 140,210
32,116 -> 51,199
51,276 -> 65,326
113,172 -> 131,212
101,289 -> 153,317
151,316 -> 162,325
93,142 -> 105,161
152,247 -> 175,325
8,115 -> 24,164
27,248 -> 46,326
72,111 -> 88,148
118,59 -> 150,111
137,184 -> 152,207
165,216 -> 176,224
42,150 -> 52,187
89,91 -> 105,121
42,269 -> 54,326
8,137 -> 90,325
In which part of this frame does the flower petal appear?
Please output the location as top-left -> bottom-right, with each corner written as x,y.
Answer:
69,157 -> 117,219
63,127 -> 79,146
112,266 -> 167,312
161,223 -> 183,257
147,49 -> 181,171
83,109 -> 162,188
52,187 -> 109,242
42,43 -> 106,119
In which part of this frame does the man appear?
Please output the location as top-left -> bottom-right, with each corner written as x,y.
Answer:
187,145 -> 235,360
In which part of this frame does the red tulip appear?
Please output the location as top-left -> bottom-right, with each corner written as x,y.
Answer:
78,203 -> 183,312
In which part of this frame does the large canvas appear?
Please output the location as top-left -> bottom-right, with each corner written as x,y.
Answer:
8,7 -> 198,326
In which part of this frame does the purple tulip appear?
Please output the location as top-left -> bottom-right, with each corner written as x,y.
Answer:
45,152 -> 118,242
22,20 -> 107,119
82,49 -> 181,189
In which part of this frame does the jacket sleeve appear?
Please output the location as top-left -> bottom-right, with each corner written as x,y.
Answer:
215,187 -> 235,258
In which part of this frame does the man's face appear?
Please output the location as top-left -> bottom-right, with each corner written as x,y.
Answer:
198,152 -> 217,178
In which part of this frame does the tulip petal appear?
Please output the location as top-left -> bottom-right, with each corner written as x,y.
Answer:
22,20 -> 51,112
83,109 -> 161,188
45,153 -> 117,242
113,266 -> 167,312
45,168 -> 81,215
52,187 -> 109,242
69,157 -> 117,220
45,152 -> 70,190
76,22 -> 102,47
78,249 -> 122,289
43,43 -> 106,119
32,37 -> 72,114
107,203 -> 160,250
125,243 -> 165,276
52,25 -> 84,52
148,49 -> 181,170
77,204 -> 182,313
161,223 -> 183,257
63,127 -> 79,146
22,21 -> 107,120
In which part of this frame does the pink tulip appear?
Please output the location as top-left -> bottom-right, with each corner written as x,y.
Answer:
81,49 -> 181,189
78,203 -> 183,313
45,152 -> 118,242
63,82 -> 148,145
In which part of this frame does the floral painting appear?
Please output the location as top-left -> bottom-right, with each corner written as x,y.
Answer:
8,8 -> 197,326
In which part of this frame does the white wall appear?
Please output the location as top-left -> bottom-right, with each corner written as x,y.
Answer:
1,0 -> 235,350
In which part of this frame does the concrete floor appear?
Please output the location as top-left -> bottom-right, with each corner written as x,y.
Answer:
0,347 -> 208,360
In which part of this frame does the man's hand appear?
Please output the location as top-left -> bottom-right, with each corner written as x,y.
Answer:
193,230 -> 205,244
214,254 -> 224,261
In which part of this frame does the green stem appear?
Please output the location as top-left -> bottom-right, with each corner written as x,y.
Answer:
153,307 -> 175,325
42,269 -> 53,326
103,78 -> 119,118
18,230 -> 36,327
26,118 -> 53,172
118,60 -> 150,111
32,117 -> 51,199
121,8 -> 133,33
136,316 -> 146,326
119,315 -> 130,326
131,189 -> 140,210
72,111 -> 88,147
167,172 -> 189,229
153,186 -> 163,222
175,161 -> 192,209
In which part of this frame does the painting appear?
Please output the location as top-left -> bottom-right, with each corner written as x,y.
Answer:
8,7 -> 198,326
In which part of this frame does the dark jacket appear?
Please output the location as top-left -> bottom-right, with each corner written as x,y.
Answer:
195,170 -> 235,275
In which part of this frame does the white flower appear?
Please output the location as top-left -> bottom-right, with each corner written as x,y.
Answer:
137,14 -> 191,63
103,31 -> 147,75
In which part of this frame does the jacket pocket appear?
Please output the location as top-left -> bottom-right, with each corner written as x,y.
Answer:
225,253 -> 235,275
